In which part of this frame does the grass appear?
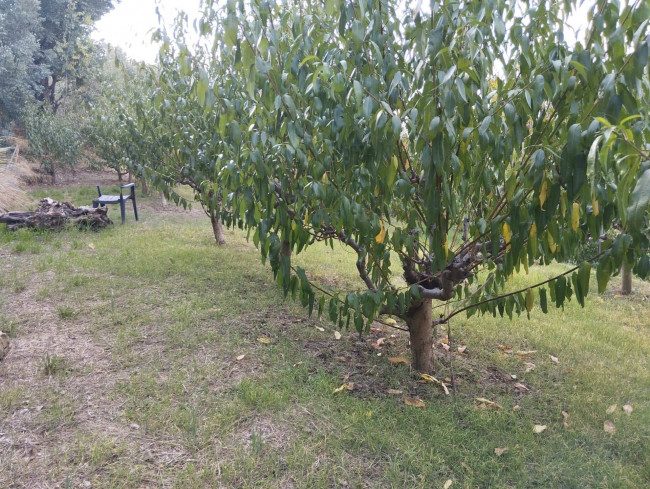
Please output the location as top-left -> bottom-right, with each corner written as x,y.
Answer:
0,185 -> 648,488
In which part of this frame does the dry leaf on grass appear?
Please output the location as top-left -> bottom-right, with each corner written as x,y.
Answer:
388,357 -> 410,364
549,355 -> 559,364
333,384 -> 348,394
257,337 -> 271,344
457,345 -> 467,354
346,382 -> 355,391
513,382 -> 530,392
235,354 -> 246,361
315,326 -> 325,332
334,331 -> 341,340
623,404 -> 633,415
494,447 -> 509,457
88,243 -> 95,250
441,343 -> 451,351
516,350 -> 537,357
606,404 -> 617,414
404,397 -> 426,408
443,479 -> 453,489
524,362 -> 536,372
420,374 -> 450,395
533,424 -> 547,434
498,344 -> 513,354
475,398 -> 503,409
604,420 -> 616,433
386,389 -> 403,395
562,410 -> 569,429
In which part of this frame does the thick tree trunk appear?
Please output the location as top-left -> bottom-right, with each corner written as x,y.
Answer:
210,213 -> 226,245
621,261 -> 632,295
405,299 -> 435,374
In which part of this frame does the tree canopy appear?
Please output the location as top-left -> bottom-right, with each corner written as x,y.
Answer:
0,0 -> 116,121
128,0 -> 649,373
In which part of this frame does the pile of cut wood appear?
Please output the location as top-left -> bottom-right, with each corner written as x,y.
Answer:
0,198 -> 112,230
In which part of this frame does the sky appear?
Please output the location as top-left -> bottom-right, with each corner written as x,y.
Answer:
92,0 -> 204,64
93,0 -> 593,64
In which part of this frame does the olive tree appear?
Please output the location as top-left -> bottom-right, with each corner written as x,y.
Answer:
156,0 -> 650,373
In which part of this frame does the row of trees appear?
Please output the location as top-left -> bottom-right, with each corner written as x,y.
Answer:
61,1 -> 650,372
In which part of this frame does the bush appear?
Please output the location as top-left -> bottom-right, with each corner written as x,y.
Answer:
22,104 -> 84,182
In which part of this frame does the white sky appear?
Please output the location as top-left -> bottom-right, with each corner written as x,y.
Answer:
92,0 -> 204,63
93,0 -> 593,64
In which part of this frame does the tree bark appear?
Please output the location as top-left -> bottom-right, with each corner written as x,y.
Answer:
405,299 -> 435,374
210,212 -> 226,245
621,261 -> 632,295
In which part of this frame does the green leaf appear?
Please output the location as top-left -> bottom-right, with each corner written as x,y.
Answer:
626,168 -> 650,230
578,262 -> 591,298
539,287 -> 548,313
596,258 -> 611,293
555,275 -> 566,308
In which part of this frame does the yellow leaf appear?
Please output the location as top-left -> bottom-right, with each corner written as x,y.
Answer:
571,202 -> 580,231
502,222 -> 511,246
547,232 -> 557,253
604,420 -> 616,433
404,397 -> 425,408
525,288 -> 534,312
475,398 -> 503,409
494,447 -> 509,457
304,211 -> 309,226
384,318 -> 397,325
561,193 -> 567,217
533,424 -> 547,434
257,337 -> 271,344
321,172 -> 329,184
529,223 -> 537,237
539,180 -> 548,208
592,196 -> 599,216
333,384 -> 347,394
375,220 -> 387,244
388,357 -> 410,364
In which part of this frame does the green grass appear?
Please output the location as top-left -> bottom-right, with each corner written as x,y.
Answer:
0,185 -> 648,488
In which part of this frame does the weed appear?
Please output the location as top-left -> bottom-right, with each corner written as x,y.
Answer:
57,305 -> 77,319
41,353 -> 65,376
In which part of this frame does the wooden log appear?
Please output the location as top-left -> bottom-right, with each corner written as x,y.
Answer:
0,198 -> 113,231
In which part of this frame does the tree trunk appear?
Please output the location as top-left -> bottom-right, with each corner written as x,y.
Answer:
405,299 -> 435,374
140,177 -> 150,196
621,261 -> 632,295
210,212 -> 226,245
